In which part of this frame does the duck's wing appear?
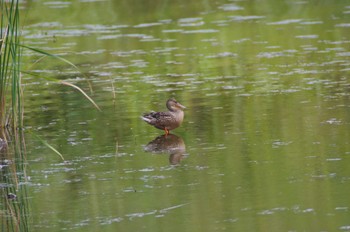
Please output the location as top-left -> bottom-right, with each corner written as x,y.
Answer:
142,111 -> 172,120
149,111 -> 172,119
141,111 -> 174,128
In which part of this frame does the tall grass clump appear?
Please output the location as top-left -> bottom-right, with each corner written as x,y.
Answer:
0,0 -> 22,132
0,2 -> 30,231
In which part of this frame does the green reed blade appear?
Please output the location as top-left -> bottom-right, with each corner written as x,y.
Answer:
61,81 -> 102,112
20,44 -> 80,71
30,132 -> 65,161
20,45 -> 101,111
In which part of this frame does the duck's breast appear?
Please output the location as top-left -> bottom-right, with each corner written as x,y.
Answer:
166,111 -> 184,130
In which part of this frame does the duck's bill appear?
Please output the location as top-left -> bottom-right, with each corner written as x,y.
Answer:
176,102 -> 186,109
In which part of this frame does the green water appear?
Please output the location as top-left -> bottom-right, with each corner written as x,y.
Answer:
2,0 -> 350,231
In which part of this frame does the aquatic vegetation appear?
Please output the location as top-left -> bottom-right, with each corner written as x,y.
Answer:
0,2 -> 29,231
0,0 -> 22,130
1,0 -> 101,161
1,1 -> 99,230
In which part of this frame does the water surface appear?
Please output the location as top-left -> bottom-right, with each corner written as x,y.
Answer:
3,0 -> 350,231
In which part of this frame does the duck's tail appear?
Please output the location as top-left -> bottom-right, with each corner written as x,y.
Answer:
140,115 -> 152,123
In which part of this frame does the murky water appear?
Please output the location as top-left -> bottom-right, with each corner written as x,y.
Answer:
1,0 -> 350,231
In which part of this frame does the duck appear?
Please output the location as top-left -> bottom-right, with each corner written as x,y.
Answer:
141,98 -> 186,135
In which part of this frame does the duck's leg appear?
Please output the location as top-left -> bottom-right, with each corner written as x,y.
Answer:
164,128 -> 169,136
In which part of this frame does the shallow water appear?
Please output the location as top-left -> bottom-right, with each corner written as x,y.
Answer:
2,0 -> 350,231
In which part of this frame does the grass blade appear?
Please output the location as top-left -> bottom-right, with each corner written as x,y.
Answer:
20,45 -> 101,111
20,44 -> 79,70
31,132 -> 65,161
61,81 -> 101,112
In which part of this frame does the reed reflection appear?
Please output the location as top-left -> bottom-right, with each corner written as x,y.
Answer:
144,134 -> 186,165
0,130 -> 29,232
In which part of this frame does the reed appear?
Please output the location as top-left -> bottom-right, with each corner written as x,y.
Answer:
0,2 -> 29,231
0,0 -> 22,131
0,0 -> 93,230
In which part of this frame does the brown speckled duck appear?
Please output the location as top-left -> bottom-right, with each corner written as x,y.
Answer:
141,98 -> 185,135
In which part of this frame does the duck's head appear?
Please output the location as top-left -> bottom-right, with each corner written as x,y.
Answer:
166,98 -> 186,112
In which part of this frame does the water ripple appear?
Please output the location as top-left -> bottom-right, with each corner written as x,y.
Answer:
267,19 -> 303,25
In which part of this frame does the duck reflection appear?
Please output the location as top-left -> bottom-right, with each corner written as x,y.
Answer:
144,134 -> 186,165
